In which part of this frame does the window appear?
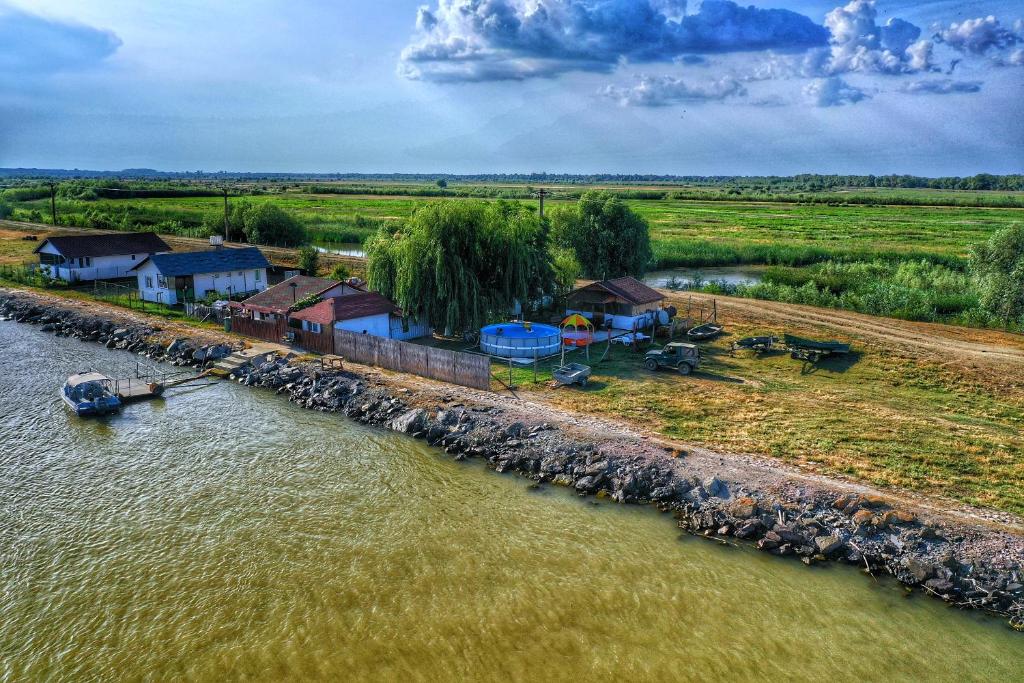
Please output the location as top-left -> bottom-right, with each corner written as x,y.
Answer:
309,322 -> 322,334
131,254 -> 136,261
254,270 -> 262,282
157,275 -> 167,289
145,275 -> 154,288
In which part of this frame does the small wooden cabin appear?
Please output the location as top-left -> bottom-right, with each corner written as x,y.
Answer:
566,276 -> 665,331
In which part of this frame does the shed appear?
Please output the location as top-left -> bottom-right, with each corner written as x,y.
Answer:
566,276 -> 665,331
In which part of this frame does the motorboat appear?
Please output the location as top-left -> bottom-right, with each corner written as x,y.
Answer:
61,372 -> 122,416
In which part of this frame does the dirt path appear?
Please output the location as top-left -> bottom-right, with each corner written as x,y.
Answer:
674,290 -> 1024,366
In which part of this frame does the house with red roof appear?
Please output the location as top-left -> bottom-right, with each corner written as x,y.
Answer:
230,275 -> 362,323
229,275 -> 430,351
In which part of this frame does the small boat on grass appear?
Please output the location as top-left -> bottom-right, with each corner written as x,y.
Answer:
687,323 -> 723,341
61,373 -> 122,416
784,334 -> 851,362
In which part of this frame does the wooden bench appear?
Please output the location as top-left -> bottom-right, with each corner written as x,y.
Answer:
321,355 -> 345,371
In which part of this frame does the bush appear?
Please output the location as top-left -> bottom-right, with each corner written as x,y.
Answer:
329,263 -> 352,281
298,245 -> 320,275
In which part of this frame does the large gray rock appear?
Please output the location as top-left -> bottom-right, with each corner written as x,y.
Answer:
903,557 -> 935,583
390,409 -> 425,434
703,476 -> 727,498
814,535 -> 844,556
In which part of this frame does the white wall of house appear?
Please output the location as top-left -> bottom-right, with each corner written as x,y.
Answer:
38,243 -> 147,282
192,269 -> 267,300
566,308 -> 657,332
334,313 -> 390,338
324,283 -> 362,298
136,265 -> 268,304
389,315 -> 431,341
135,261 -> 177,304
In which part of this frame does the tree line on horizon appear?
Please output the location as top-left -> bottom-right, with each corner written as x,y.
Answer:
1,170 -> 1022,192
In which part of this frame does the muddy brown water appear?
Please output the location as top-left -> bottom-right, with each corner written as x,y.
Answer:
1,322 -> 1021,681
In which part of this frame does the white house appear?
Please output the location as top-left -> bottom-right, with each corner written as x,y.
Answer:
34,232 -> 171,282
131,247 -> 270,305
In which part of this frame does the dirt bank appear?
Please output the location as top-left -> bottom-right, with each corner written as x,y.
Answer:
2,287 -> 1022,629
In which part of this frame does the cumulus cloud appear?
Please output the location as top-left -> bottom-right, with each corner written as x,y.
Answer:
748,1 -> 946,82
816,0 -> 934,75
601,74 -> 746,106
899,79 -> 983,95
400,0 -> 828,82
803,76 -> 866,107
0,6 -> 121,74
934,16 -> 1022,55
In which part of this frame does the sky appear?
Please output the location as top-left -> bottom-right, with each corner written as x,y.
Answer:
0,0 -> 1021,176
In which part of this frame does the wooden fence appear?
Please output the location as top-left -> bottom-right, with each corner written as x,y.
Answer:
230,315 -> 285,343
229,314 -> 353,357
230,313 -> 490,390
334,328 -> 491,390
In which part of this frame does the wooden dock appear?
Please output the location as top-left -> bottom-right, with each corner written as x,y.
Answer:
112,377 -> 164,403
109,363 -> 211,403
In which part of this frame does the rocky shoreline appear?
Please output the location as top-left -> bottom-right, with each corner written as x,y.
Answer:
2,290 -> 1022,630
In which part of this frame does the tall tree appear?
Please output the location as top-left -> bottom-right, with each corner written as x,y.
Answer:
549,191 -> 652,279
972,224 -> 1024,329
229,200 -> 306,247
366,200 -> 552,334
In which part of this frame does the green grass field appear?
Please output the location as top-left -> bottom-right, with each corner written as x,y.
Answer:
12,189 -> 1024,269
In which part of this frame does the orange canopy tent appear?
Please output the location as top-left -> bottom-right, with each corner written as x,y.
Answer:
560,313 -> 594,347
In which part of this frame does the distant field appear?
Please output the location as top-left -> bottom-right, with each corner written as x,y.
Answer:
10,189 -> 1023,268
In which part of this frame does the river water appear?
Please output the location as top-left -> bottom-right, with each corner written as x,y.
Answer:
1,322 -> 1021,681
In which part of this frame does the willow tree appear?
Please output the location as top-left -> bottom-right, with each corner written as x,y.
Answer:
549,191 -> 652,279
366,200 -> 552,335
972,224 -> 1024,329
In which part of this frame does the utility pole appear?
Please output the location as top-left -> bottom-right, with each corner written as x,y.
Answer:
48,182 -> 57,225
537,188 -> 547,219
222,188 -> 230,242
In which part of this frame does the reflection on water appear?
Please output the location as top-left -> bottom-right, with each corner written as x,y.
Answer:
645,265 -> 765,289
314,242 -> 365,258
1,322 -> 1021,681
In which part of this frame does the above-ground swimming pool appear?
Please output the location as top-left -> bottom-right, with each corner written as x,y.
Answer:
480,322 -> 562,359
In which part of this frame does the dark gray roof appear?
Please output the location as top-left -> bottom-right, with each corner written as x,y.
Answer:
34,232 -> 170,258
132,247 -> 269,277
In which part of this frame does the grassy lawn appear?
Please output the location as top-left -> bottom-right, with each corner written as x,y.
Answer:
460,311 -> 1024,516
0,229 -> 50,265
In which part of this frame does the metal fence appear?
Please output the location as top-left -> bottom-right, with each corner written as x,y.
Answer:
333,328 -> 491,390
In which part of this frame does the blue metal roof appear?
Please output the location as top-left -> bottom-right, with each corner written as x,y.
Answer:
132,247 -> 269,277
